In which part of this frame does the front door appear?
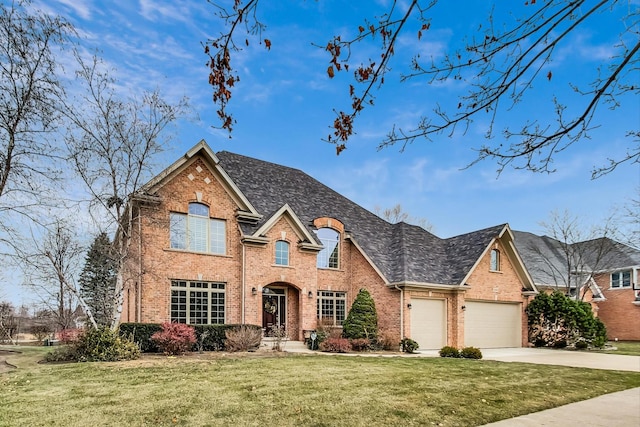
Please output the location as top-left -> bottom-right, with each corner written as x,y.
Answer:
262,287 -> 286,335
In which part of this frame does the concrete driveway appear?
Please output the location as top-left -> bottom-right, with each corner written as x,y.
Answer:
416,347 -> 640,371
477,347 -> 640,372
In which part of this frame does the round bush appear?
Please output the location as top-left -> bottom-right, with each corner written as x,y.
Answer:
439,346 -> 460,358
460,346 -> 483,359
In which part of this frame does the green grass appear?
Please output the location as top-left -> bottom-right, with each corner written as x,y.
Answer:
1,346 -> 639,427
601,341 -> 640,356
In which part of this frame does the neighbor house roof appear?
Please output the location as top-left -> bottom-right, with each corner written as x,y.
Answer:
513,231 -> 640,288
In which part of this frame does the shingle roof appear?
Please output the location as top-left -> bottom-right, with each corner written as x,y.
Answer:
216,151 -> 505,285
512,231 -> 640,288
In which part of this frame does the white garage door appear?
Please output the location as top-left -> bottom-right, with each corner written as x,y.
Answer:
464,301 -> 521,348
410,298 -> 446,350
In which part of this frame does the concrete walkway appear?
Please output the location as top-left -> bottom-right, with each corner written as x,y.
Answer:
285,344 -> 640,425
482,387 -> 640,426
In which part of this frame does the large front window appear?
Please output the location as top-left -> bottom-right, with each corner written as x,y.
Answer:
316,228 -> 339,269
170,202 -> 226,254
171,280 -> 225,324
611,270 -> 631,288
317,291 -> 346,326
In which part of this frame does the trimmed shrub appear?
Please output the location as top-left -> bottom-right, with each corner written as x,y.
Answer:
350,338 -> 371,352
400,338 -> 419,354
319,337 -> 352,353
119,323 -> 262,352
119,323 -> 161,352
460,346 -> 483,359
151,323 -> 196,355
439,346 -> 460,358
45,326 -> 140,362
225,325 -> 262,352
194,324 -> 238,351
342,288 -> 378,340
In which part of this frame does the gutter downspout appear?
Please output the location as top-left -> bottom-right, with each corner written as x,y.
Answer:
394,284 -> 404,338
241,242 -> 246,324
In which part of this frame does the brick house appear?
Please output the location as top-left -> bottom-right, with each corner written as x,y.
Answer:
120,140 -> 537,349
514,231 -> 640,341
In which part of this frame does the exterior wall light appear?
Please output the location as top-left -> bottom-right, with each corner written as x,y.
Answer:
308,291 -> 314,299
252,287 -> 257,296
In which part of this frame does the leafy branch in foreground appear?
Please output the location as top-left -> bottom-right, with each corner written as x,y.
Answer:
205,0 -> 638,177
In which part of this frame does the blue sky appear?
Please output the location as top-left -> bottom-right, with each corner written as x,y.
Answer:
2,0 -> 637,305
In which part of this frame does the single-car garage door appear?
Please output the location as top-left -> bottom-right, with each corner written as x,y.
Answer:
410,298 -> 446,350
464,301 -> 521,348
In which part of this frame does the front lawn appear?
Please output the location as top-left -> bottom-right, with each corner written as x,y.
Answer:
1,346 -> 639,426
601,341 -> 640,356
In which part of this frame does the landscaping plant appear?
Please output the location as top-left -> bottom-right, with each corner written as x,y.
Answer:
45,326 -> 140,362
526,291 -> 607,348
150,322 -> 196,355
400,338 -> 419,353
439,346 -> 460,358
342,288 -> 378,340
225,325 -> 262,352
460,346 -> 483,359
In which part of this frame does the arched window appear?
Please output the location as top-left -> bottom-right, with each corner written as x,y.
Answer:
170,202 -> 226,254
316,228 -> 339,269
275,240 -> 289,266
490,249 -> 500,271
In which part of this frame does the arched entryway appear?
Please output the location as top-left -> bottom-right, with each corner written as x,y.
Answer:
262,283 -> 300,339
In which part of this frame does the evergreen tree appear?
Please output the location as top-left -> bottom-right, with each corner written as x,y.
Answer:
342,289 -> 378,340
79,233 -> 116,326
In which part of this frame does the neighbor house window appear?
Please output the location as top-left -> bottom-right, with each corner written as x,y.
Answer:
170,202 -> 226,254
611,270 -> 631,288
317,291 -> 346,326
490,249 -> 500,271
316,228 -> 339,269
275,240 -> 289,266
170,280 -> 225,324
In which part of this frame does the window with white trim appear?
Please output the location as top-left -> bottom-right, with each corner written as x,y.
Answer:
490,249 -> 500,271
275,240 -> 289,266
316,228 -> 339,269
317,291 -> 346,326
170,202 -> 226,254
611,270 -> 631,288
170,280 -> 225,324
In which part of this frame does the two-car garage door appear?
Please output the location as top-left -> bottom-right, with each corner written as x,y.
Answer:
464,301 -> 522,348
410,298 -> 522,349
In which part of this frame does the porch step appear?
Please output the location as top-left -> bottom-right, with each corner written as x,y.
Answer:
260,338 -> 309,351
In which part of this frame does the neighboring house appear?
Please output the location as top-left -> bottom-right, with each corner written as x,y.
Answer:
120,140 -> 537,349
513,231 -> 640,341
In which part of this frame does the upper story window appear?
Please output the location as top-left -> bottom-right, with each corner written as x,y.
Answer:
611,270 -> 631,288
275,240 -> 289,266
170,202 -> 226,254
490,249 -> 500,271
316,228 -> 339,269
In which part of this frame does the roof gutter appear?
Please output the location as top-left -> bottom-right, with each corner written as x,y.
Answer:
389,281 -> 471,291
